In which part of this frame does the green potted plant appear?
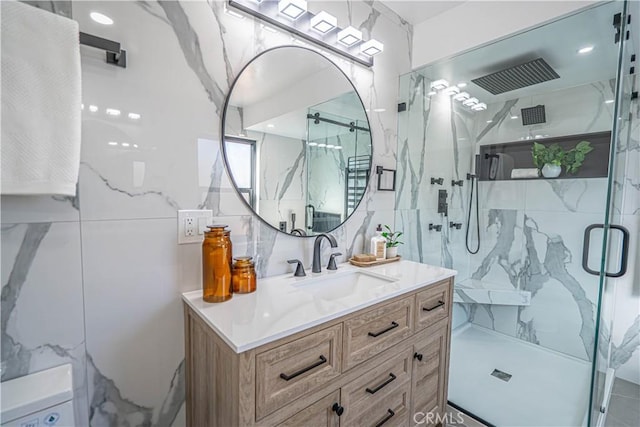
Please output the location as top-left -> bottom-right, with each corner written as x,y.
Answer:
532,140 -> 593,178
381,225 -> 403,258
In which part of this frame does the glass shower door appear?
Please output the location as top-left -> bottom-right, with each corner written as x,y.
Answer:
590,1 -> 636,424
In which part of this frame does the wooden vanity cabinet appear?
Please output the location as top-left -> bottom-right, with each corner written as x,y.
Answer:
184,278 -> 453,427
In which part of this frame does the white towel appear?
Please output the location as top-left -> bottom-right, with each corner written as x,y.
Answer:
1,1 -> 81,196
511,168 -> 540,179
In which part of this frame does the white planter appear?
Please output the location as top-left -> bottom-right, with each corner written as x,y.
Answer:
541,163 -> 561,178
386,246 -> 398,258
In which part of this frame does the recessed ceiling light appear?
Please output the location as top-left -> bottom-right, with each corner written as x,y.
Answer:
578,45 -> 594,54
337,26 -> 362,47
106,108 -> 120,116
310,11 -> 337,34
267,124 -> 275,128
361,39 -> 384,56
430,79 -> 449,90
128,112 -> 141,120
89,105 -> 98,113
605,99 -> 614,104
90,12 -> 114,25
457,82 -> 467,88
278,0 -> 307,20
511,115 -> 519,119
107,141 -> 118,146
121,142 -> 130,147
133,144 -> 139,148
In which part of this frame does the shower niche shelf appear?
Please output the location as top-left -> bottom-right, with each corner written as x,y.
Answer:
477,131 -> 611,181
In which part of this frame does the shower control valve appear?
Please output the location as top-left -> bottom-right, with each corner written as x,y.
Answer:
451,180 -> 464,187
430,177 -> 444,185
428,223 -> 442,232
449,222 -> 462,230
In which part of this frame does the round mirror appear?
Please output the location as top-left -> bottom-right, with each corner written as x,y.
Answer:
222,46 -> 372,237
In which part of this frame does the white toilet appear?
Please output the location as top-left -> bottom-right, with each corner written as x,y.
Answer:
1,364 -> 75,427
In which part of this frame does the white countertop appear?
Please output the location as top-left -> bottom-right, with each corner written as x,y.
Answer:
182,260 -> 456,353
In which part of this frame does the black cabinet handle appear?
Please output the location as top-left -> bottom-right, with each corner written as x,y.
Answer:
368,321 -> 399,337
582,224 -> 630,278
374,409 -> 395,427
414,352 -> 423,361
365,373 -> 397,394
279,355 -> 327,381
331,403 -> 344,416
423,300 -> 445,312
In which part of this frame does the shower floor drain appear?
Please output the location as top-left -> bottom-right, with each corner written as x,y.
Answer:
491,369 -> 512,382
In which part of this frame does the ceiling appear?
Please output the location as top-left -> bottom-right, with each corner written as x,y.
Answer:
411,1 -> 621,104
380,0 -> 466,25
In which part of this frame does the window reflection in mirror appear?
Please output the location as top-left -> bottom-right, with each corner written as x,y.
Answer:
222,46 -> 372,236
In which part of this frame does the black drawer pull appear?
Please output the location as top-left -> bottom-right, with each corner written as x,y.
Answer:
414,352 -> 423,361
368,321 -> 399,337
374,409 -> 395,427
279,355 -> 327,381
423,300 -> 445,312
366,373 -> 397,394
331,403 -> 344,416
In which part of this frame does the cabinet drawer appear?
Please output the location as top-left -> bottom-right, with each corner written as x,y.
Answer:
343,297 -> 414,370
256,324 -> 342,420
278,390 -> 340,427
415,280 -> 450,331
341,348 -> 413,426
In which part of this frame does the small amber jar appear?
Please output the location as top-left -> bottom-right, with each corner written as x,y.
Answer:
232,256 -> 257,294
202,225 -> 232,303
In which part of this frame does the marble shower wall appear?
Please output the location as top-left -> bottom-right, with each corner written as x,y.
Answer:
1,0 -> 411,425
396,74 -> 638,365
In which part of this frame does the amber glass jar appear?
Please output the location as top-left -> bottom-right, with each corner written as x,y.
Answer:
232,256 -> 256,294
202,225 -> 232,303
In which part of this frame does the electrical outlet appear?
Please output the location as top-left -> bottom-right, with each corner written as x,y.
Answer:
178,210 -> 213,244
279,221 -> 287,232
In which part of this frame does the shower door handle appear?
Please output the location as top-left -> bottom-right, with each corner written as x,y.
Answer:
582,224 -> 630,278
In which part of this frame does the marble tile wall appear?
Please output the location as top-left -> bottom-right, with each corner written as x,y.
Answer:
397,72 -> 639,372
1,0 -> 412,425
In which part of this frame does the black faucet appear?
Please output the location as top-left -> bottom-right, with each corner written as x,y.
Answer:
312,233 -> 338,273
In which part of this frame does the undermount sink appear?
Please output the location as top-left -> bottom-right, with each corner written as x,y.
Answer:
292,270 -> 397,301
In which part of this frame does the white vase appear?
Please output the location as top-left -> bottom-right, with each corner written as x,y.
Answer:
386,247 -> 398,258
541,163 -> 561,178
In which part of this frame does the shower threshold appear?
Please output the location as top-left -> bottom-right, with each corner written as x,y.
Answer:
448,324 -> 591,427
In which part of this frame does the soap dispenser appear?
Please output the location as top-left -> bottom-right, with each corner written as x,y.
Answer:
370,224 -> 387,260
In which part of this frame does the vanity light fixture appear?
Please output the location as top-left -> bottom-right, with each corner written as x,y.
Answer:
471,102 -> 487,111
462,97 -> 478,107
90,12 -> 114,25
326,144 -> 335,148
107,141 -> 118,146
310,11 -> 337,34
453,92 -> 470,101
337,26 -> 362,47
430,79 -> 449,91
278,0 -> 307,20
334,145 -> 343,150
105,108 -> 121,116
228,0 -> 377,67
317,143 -> 327,147
308,142 -> 318,146
121,142 -> 130,147
360,39 -> 384,56
128,112 -> 141,120
443,86 -> 460,96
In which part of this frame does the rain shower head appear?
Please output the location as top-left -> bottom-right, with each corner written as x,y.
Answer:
471,58 -> 560,95
521,105 -> 546,125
